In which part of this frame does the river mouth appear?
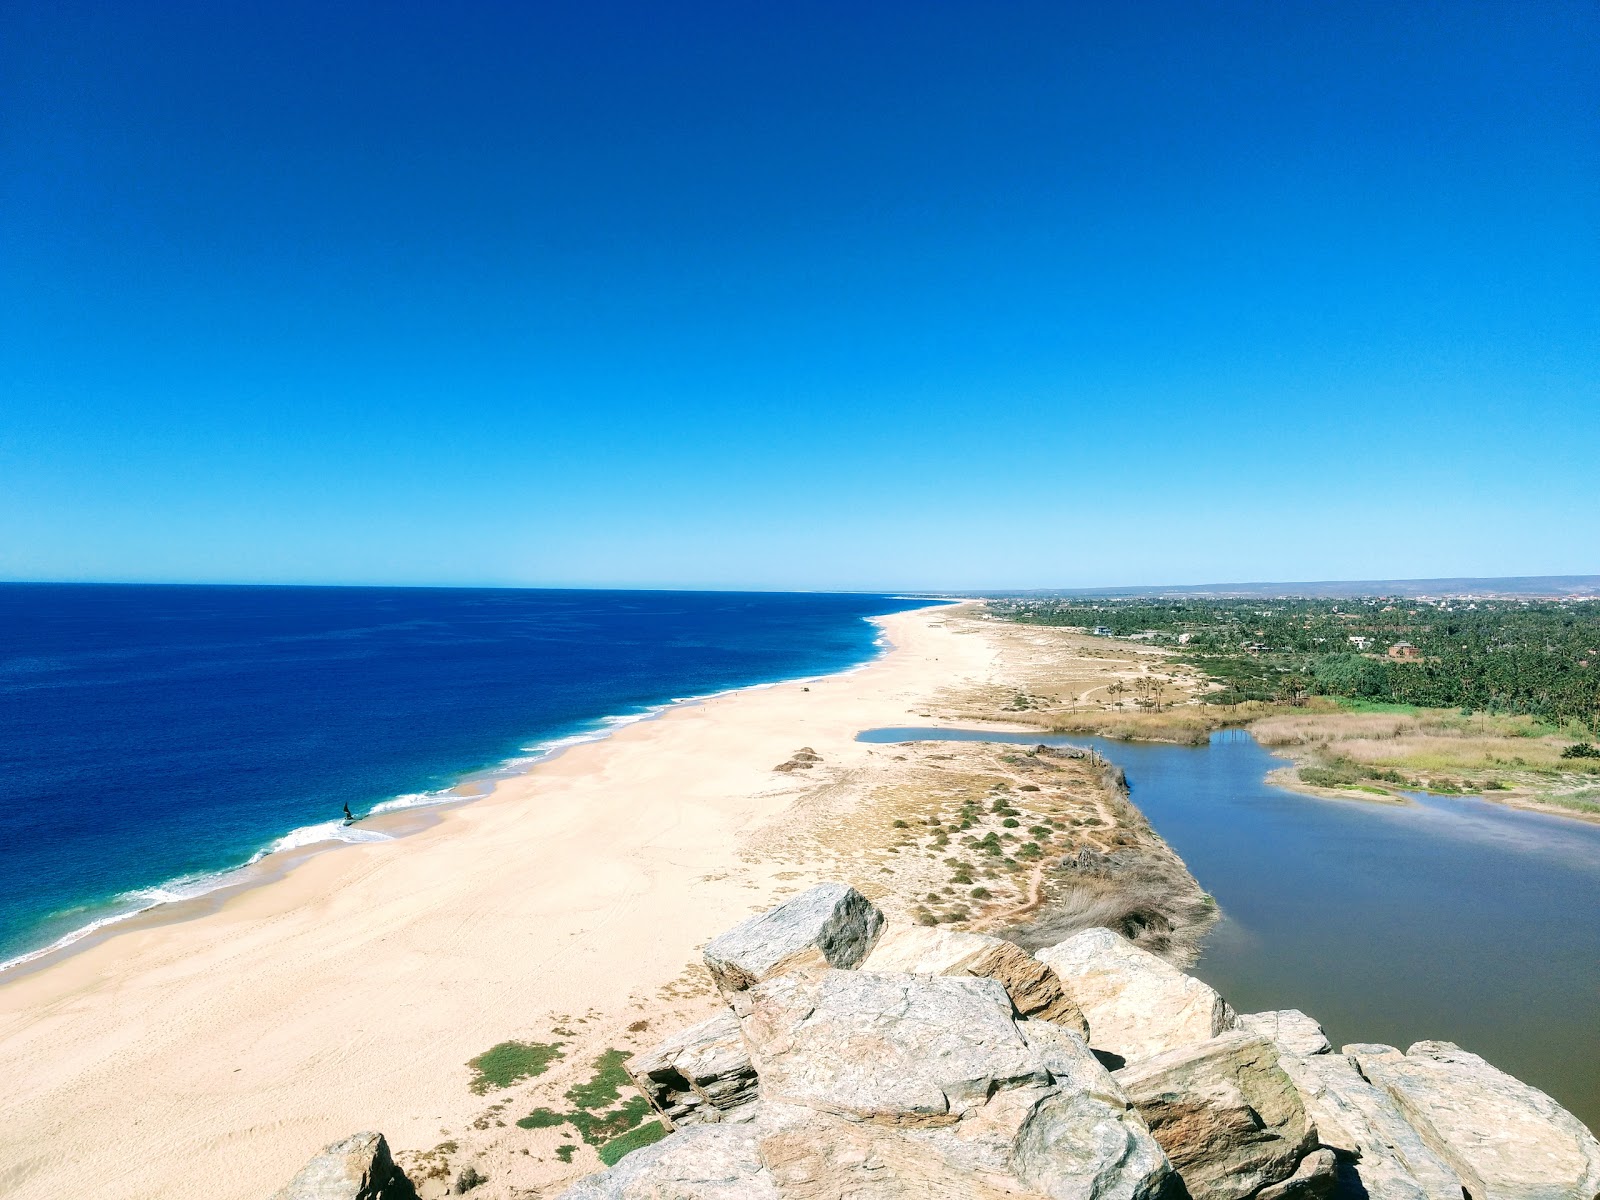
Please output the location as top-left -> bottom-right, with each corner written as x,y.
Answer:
858,725 -> 1600,1133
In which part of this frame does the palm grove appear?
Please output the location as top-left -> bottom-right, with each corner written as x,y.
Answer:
993,596 -> 1600,735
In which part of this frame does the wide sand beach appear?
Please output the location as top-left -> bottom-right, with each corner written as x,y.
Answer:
0,604 -> 1010,1199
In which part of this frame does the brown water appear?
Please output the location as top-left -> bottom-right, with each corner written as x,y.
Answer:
859,726 -> 1600,1132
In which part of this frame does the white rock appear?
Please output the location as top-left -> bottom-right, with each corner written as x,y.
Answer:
1256,1148 -> 1339,1200
703,883 -> 884,995
1238,1009 -> 1331,1057
734,969 -> 1045,1124
861,925 -> 1089,1035
625,1010 -> 758,1128
1277,1051 -> 1462,1200
1353,1040 -> 1600,1200
269,1132 -> 416,1200
557,1123 -> 775,1200
1035,927 -> 1238,1065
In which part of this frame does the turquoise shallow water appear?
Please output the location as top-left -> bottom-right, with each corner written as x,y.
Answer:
859,725 -> 1600,1132
0,584 -> 933,970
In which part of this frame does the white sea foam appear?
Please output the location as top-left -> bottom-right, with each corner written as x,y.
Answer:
1,625 -> 906,977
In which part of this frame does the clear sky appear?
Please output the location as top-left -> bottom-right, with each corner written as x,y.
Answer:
3,2 -> 1596,591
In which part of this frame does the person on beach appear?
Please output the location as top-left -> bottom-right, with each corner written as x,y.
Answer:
343,802 -> 354,823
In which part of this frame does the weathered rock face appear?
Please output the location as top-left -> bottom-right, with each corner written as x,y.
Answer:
703,883 -> 884,995
1276,1050 -> 1462,1200
733,969 -> 1047,1124
1237,1010 -> 1331,1058
860,925 -> 1089,1035
758,1089 -> 1171,1200
1035,927 -> 1238,1065
570,965 -> 1174,1199
515,902 -> 1600,1200
1114,1031 -> 1316,1200
558,1122 -> 775,1200
270,1132 -> 417,1200
625,1009 -> 759,1129
1254,1148 -> 1338,1200
1352,1040 -> 1600,1200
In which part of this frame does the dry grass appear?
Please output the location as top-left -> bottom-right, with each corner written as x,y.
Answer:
1252,709 -> 1595,777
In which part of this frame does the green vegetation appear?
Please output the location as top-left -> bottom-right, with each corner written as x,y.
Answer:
515,1048 -> 662,1166
555,1144 -> 576,1164
467,1040 -> 564,1094
598,1120 -> 668,1166
994,596 -> 1600,731
515,1108 -> 566,1129
565,1049 -> 632,1110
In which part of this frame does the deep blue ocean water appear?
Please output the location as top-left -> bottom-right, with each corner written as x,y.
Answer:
0,584 -> 930,967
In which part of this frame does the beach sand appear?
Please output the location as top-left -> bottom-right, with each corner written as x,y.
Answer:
0,604 -> 1011,1199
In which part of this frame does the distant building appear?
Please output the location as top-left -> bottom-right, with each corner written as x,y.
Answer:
1387,641 -> 1422,660
1348,635 -> 1372,651
1092,626 -> 1112,637
1177,632 -> 1193,644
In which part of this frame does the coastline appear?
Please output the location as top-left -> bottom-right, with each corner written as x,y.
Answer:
0,602 -> 993,1200
0,612 -> 918,982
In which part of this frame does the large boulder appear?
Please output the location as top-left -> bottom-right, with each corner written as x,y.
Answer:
564,968 -> 1175,1200
1237,1010 -> 1330,1058
703,883 -> 884,995
1035,928 -> 1238,1065
732,969 -> 1046,1124
861,925 -> 1089,1035
1114,1030 -> 1317,1200
1255,1148 -> 1338,1200
1277,1050 -> 1462,1200
1352,1040 -> 1600,1200
557,1122 -> 776,1200
625,1009 -> 759,1129
270,1132 -> 417,1200
757,1089 -> 1171,1200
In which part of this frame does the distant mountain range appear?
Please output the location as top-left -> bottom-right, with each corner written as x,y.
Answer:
968,575 -> 1600,600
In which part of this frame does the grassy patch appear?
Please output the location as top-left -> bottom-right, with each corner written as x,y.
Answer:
515,1107 -> 567,1130
516,1049 -> 655,1155
555,1144 -> 576,1163
565,1048 -> 632,1110
1540,789 -> 1600,815
468,1041 -> 564,1094
1336,698 -> 1419,715
599,1120 -> 668,1166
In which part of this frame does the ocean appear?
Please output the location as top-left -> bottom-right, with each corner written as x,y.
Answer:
0,584 -> 930,970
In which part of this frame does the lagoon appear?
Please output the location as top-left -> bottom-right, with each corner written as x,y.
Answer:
858,725 -> 1600,1131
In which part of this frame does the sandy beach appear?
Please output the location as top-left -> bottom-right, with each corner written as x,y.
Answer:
0,604 -> 1009,1199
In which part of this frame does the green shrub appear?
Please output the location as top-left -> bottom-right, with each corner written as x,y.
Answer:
515,1108 -> 566,1130
467,1041 -> 564,1094
598,1121 -> 668,1166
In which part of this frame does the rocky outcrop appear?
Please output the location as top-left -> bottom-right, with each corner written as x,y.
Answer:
625,1009 -> 759,1128
1254,1148 -> 1337,1200
702,882 -> 884,995
279,885 -> 1598,1200
1237,1010 -> 1330,1058
1352,1040 -> 1600,1200
1276,1050 -> 1463,1199
1036,927 -> 1238,1065
559,1122 -> 774,1200
270,1132 -> 417,1200
734,969 -> 1047,1124
860,925 -> 1089,1035
1114,1031 -> 1317,1200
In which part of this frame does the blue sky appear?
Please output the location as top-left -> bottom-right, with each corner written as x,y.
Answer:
3,2 -> 1596,590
